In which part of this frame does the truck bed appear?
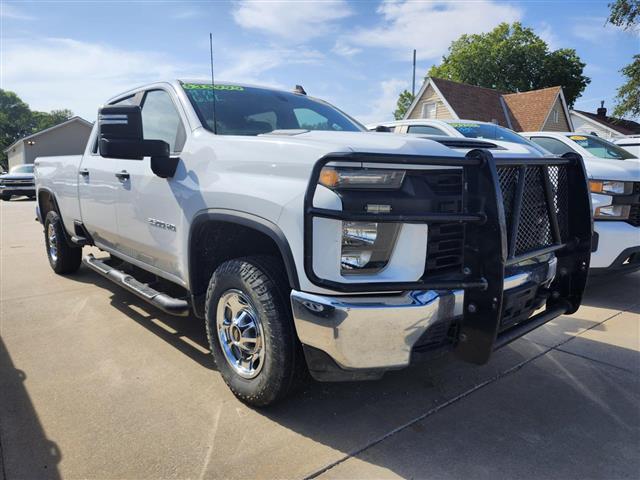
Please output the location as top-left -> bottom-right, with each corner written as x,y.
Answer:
35,155 -> 83,235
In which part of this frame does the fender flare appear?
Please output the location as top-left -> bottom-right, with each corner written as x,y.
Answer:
37,187 -> 76,247
188,210 -> 300,293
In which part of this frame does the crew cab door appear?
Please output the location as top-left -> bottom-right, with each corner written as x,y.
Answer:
78,95 -> 141,251
114,88 -> 188,281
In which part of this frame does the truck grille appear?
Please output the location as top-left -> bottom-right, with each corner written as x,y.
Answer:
628,183 -> 640,227
426,223 -> 465,275
497,165 -> 569,257
424,170 -> 465,276
424,165 -> 569,275
2,179 -> 33,187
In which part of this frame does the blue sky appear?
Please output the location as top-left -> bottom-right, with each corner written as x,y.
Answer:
1,1 -> 638,123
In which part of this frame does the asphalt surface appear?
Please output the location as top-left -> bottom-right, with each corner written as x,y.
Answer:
1,198 -> 639,480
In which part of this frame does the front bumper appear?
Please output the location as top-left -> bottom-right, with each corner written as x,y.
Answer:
292,258 -> 558,379
0,185 -> 35,196
590,220 -> 640,273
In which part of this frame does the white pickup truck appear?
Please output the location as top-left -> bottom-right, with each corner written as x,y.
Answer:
35,81 -> 592,406
522,132 -> 640,275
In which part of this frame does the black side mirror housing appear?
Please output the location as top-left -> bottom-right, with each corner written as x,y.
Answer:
98,105 -> 178,178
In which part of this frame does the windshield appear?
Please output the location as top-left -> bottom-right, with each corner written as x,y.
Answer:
182,83 -> 363,135
566,134 -> 637,160
450,123 -> 531,144
10,164 -> 34,174
450,122 -> 548,155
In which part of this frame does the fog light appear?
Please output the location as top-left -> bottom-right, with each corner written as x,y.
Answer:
594,204 -> 630,219
341,221 -> 400,275
342,221 -> 377,247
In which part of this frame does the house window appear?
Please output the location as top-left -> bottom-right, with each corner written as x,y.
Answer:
553,110 -> 559,123
421,102 -> 437,119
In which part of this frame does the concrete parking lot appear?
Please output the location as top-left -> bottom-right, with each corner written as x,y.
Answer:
1,198 -> 639,480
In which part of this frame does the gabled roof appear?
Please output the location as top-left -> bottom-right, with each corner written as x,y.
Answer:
430,78 -> 510,126
3,116 -> 93,153
502,86 -> 564,131
571,110 -> 640,136
405,77 -> 572,132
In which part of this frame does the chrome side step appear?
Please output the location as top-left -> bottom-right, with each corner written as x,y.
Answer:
83,254 -> 190,317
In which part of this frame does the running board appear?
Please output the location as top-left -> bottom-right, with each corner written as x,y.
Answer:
71,235 -> 90,246
83,254 -> 190,317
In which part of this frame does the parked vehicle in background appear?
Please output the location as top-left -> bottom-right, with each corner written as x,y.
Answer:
35,80 -> 592,406
367,119 -> 548,156
0,164 -> 36,200
523,132 -> 639,162
614,136 -> 640,158
522,132 -> 640,276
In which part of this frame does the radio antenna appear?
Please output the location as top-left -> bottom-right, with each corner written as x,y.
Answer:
209,33 -> 217,134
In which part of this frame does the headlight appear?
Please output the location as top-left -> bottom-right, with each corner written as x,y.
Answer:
341,221 -> 400,274
320,167 -> 405,190
589,180 -> 631,195
594,205 -> 631,220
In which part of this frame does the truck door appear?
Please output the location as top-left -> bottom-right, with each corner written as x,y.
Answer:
77,126 -> 122,251
114,88 -> 188,281
78,94 -> 140,251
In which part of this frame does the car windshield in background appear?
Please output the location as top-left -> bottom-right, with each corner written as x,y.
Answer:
451,123 -> 530,144
181,83 -> 363,136
566,134 -> 637,160
10,165 -> 34,174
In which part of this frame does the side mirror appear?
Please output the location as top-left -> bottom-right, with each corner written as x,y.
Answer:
98,105 -> 178,178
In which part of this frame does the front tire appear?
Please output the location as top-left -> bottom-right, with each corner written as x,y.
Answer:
44,210 -> 82,274
205,256 -> 303,406
1,194 -> 11,201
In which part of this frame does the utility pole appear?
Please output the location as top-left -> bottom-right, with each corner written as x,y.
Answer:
411,49 -> 416,98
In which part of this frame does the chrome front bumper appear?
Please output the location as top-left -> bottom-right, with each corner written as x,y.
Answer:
291,258 -> 557,372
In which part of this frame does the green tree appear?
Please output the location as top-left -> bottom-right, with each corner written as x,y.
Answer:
394,90 -> 415,120
613,55 -> 640,118
32,109 -> 74,132
0,90 -> 73,170
608,1 -> 640,118
426,22 -> 590,107
608,0 -> 640,29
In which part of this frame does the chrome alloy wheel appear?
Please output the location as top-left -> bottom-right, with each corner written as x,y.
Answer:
216,289 -> 265,379
47,223 -> 58,263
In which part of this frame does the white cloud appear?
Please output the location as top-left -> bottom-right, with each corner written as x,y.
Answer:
571,16 -> 636,42
1,3 -> 34,20
173,9 -> 200,20
355,78 -> 408,125
538,21 -> 559,50
218,47 -> 323,80
232,0 -> 352,40
344,0 -> 522,60
332,41 -> 361,58
1,38 -> 199,120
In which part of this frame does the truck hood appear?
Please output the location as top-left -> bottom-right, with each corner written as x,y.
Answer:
582,157 -> 640,182
261,130 -> 466,158
0,173 -> 34,181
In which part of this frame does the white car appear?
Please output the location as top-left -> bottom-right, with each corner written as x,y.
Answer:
614,136 -> 640,158
522,132 -> 640,276
366,119 -> 548,157
34,81 -> 592,405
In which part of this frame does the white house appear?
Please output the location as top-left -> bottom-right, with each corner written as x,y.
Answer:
570,103 -> 640,139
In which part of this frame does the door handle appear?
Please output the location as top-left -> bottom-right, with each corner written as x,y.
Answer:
115,170 -> 130,181
79,168 -> 89,177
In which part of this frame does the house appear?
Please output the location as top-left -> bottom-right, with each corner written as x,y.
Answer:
570,103 -> 640,139
3,117 -> 93,171
404,77 -> 573,132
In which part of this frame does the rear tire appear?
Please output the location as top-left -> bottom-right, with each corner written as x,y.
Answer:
205,256 -> 304,406
44,210 -> 82,274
